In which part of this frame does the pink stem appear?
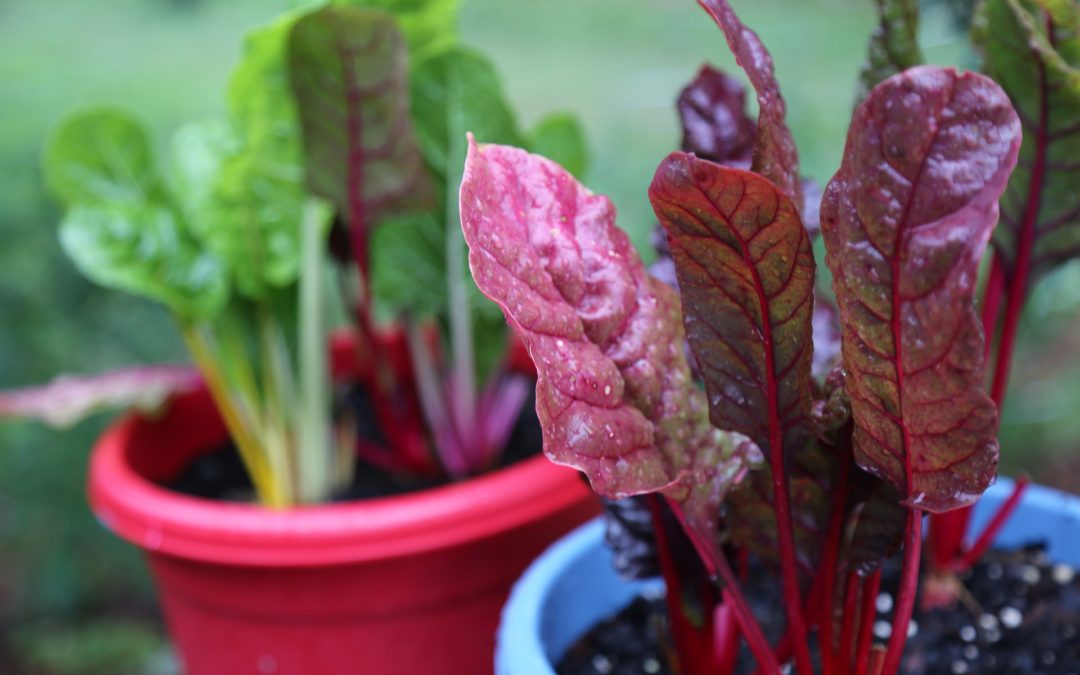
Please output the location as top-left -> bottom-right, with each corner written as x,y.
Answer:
956,476 -> 1031,570
837,571 -> 860,675
854,571 -> 883,674
668,499 -> 781,674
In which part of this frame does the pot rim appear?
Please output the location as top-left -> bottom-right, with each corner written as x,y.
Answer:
495,478 -> 1080,674
87,391 -> 589,568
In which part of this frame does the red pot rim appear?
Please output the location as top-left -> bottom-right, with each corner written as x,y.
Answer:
87,400 -> 588,568
87,328 -> 590,567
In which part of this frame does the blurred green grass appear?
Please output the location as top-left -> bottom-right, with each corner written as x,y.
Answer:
0,0 -> 1077,672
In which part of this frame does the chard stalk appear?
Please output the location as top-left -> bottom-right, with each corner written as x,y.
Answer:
298,199 -> 332,503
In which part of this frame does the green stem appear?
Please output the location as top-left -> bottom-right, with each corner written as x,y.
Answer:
298,199 -> 332,503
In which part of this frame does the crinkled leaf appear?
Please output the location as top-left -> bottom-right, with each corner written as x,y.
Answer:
821,66 -> 1020,512
677,63 -> 755,168
857,0 -> 924,104
696,0 -> 803,212
43,109 -> 229,319
0,366 -> 201,428
974,0 -> 1080,292
726,440 -> 836,576
460,140 -> 741,506
339,0 -> 459,56
288,6 -> 433,232
59,203 -> 229,319
527,112 -> 589,179
171,121 -> 315,298
650,153 -> 815,465
43,108 -> 165,207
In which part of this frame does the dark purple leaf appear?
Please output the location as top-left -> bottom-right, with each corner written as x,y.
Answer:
696,0 -> 803,212
812,291 -> 842,381
820,66 -> 1021,512
0,366 -> 201,428
677,64 -> 755,168
459,139 -> 742,503
650,152 -> 815,463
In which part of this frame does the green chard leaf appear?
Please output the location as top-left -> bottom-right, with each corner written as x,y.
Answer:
43,108 -> 165,207
975,0 -> 1080,294
857,0 -> 924,103
171,120 -> 315,299
527,112 -> 589,179
44,110 -> 228,319
287,5 -> 433,234
337,0 -> 460,56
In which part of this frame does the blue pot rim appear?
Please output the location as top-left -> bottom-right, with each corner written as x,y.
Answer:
496,477 -> 1080,674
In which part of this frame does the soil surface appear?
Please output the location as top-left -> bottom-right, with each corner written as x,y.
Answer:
558,545 -> 1080,675
167,384 -> 542,501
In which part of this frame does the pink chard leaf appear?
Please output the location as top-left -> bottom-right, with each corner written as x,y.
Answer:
0,366 -> 201,428
697,0 -> 803,212
821,66 -> 1021,512
459,139 -> 742,504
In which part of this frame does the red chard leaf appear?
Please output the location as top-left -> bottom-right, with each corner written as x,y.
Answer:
821,66 -> 1021,512
288,6 -> 433,237
459,139 -> 741,502
696,0 -> 803,212
677,64 -> 755,168
649,152 -> 815,461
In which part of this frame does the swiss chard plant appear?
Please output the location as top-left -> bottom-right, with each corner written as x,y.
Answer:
458,0 -> 1026,672
1,0 -> 588,506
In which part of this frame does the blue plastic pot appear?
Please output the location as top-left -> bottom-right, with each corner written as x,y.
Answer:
495,478 -> 1080,674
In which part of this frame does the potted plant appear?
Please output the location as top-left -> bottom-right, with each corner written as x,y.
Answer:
458,0 -> 1080,672
1,3 -> 597,674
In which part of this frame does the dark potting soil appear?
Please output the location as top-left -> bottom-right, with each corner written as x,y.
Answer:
557,545 -> 1080,675
165,383 -> 543,502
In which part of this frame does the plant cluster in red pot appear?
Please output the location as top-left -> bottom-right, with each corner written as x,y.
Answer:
0,2 -> 597,674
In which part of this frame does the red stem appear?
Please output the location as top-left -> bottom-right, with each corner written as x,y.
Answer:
648,495 -> 720,675
990,13 -> 1053,411
854,571 -> 883,674
837,571 -> 860,675
879,512 -> 923,675
956,476 -> 1031,570
668,499 -> 781,674
981,253 -> 1006,360
817,457 -> 852,674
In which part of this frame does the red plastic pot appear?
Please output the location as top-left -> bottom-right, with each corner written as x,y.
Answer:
86,344 -> 597,675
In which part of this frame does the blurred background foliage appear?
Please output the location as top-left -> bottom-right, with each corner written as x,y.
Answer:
1,0 -> 1077,672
